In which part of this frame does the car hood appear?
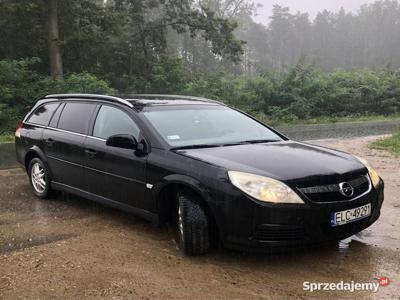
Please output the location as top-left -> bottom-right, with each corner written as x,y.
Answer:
175,141 -> 366,184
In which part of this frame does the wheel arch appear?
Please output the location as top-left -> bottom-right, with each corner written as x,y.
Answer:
24,146 -> 53,179
153,174 -> 221,240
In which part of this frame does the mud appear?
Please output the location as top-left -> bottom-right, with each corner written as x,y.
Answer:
0,135 -> 399,299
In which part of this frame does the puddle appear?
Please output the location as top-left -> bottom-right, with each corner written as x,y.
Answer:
338,230 -> 400,252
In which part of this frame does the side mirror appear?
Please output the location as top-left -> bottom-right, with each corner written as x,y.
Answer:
106,134 -> 138,150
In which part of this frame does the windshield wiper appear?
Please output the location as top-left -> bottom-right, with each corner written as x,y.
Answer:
171,144 -> 226,150
239,139 -> 281,144
171,140 -> 280,150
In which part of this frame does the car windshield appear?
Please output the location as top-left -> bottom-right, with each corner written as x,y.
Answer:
143,105 -> 283,148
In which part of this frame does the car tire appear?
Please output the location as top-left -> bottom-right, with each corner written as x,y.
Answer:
28,158 -> 52,199
177,192 -> 210,256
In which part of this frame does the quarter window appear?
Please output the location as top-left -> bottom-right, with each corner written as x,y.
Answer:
49,103 -> 64,128
93,105 -> 140,140
58,102 -> 96,134
27,103 -> 59,126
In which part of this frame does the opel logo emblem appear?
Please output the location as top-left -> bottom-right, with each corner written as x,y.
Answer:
339,182 -> 354,197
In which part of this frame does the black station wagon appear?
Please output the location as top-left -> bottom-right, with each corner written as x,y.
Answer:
15,94 -> 384,255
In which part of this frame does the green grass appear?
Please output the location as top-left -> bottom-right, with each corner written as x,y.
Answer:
0,135 -> 14,144
371,131 -> 400,155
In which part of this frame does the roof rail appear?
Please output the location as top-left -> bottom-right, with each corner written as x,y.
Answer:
44,93 -> 134,108
125,94 -> 224,105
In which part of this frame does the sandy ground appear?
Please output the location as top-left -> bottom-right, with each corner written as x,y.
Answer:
0,135 -> 399,299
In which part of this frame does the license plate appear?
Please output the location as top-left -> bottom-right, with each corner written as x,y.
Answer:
330,203 -> 371,227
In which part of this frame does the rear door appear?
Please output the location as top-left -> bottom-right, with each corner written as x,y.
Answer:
83,104 -> 148,210
20,101 -> 61,156
43,101 -> 97,190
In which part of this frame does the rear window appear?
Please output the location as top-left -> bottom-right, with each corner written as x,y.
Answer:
27,103 -> 59,126
58,102 -> 96,134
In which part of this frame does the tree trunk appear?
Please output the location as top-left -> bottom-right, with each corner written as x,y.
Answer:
138,24 -> 150,80
47,0 -> 63,78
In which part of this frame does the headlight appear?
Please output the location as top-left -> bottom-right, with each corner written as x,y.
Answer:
354,155 -> 380,188
228,171 -> 304,204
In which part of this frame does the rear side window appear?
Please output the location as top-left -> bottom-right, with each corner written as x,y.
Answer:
93,105 -> 140,139
27,103 -> 59,126
58,102 -> 96,134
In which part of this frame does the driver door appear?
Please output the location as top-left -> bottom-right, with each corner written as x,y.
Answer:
83,104 -> 148,210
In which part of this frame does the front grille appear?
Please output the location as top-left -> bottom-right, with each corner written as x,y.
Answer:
298,174 -> 371,203
252,225 -> 307,241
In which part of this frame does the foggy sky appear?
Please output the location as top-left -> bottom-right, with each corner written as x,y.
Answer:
253,0 -> 379,24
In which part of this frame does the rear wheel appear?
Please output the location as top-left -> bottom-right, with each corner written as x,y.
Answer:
28,158 -> 51,198
177,192 -> 210,256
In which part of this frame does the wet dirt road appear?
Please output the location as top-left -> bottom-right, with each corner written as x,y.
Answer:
0,135 -> 399,299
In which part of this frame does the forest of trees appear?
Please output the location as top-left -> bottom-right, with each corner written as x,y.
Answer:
1,0 -> 400,133
0,0 -> 246,87
239,1 -> 400,73
4,0 -> 400,81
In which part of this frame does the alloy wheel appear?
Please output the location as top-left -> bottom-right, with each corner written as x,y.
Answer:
31,162 -> 46,193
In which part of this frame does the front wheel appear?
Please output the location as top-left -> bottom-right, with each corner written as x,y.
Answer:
177,192 -> 210,256
28,158 -> 51,198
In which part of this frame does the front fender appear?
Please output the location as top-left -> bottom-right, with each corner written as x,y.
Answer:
152,173 -> 212,204
151,174 -> 223,229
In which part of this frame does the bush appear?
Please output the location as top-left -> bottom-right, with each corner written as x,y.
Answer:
0,58 -> 42,113
0,58 -> 115,133
1,58 -> 400,133
183,68 -> 400,122
0,104 -> 20,134
108,58 -> 186,94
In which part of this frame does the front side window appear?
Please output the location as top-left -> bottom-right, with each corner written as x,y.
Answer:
58,102 -> 96,134
93,105 -> 140,140
27,103 -> 59,126
143,105 -> 283,147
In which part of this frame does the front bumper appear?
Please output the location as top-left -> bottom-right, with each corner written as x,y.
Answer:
215,180 -> 384,252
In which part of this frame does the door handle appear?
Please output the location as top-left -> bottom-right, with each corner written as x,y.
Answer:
45,138 -> 55,146
84,148 -> 97,157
